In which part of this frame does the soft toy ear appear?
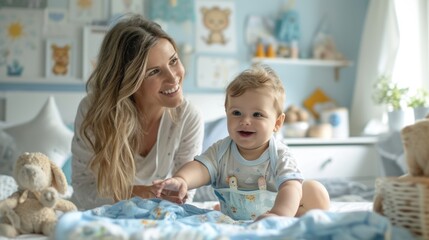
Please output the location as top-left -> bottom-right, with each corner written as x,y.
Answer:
50,161 -> 68,194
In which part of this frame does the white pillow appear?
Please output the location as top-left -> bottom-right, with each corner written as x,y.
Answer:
0,130 -> 19,176
0,174 -> 17,200
4,96 -> 73,168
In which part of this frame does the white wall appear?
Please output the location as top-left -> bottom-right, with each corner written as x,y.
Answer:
3,91 -> 225,126
4,91 -> 85,125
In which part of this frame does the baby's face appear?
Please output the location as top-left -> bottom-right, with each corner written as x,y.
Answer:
226,88 -> 283,159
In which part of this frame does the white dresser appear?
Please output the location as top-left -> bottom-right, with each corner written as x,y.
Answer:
283,137 -> 380,186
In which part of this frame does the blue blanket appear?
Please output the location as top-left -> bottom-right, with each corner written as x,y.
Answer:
55,198 -> 415,240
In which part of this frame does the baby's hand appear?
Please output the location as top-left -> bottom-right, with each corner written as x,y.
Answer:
152,177 -> 188,204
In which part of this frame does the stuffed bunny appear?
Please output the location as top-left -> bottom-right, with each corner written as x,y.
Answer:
0,152 -> 77,237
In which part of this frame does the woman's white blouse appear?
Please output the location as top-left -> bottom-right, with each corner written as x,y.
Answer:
71,96 -> 204,210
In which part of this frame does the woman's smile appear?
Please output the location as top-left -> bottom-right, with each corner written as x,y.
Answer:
160,84 -> 180,95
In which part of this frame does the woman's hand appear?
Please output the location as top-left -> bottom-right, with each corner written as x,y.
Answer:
152,177 -> 188,204
132,185 -> 157,199
133,184 -> 187,204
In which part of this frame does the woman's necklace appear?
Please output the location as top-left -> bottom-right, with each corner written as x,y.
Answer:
140,118 -> 160,157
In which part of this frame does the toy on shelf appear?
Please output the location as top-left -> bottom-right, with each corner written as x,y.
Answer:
312,33 -> 345,61
254,39 -> 276,58
282,105 -> 310,138
255,40 -> 266,58
303,88 -> 337,120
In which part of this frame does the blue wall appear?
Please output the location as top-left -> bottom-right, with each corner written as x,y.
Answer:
175,0 -> 369,109
0,0 -> 369,110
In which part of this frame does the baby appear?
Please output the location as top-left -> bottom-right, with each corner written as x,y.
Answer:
154,64 -> 330,221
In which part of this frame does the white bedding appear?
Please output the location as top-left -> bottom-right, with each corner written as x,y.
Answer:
0,174 -> 376,239
51,198 -> 413,239
190,200 -> 373,212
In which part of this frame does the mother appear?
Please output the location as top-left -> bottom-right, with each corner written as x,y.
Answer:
71,14 -> 204,210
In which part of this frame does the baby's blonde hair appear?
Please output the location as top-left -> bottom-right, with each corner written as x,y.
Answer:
225,64 -> 285,116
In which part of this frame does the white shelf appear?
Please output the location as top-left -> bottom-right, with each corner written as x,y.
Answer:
251,57 -> 353,67
252,57 -> 353,81
283,136 -> 379,146
0,77 -> 85,85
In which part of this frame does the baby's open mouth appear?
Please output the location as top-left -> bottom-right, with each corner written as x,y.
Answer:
238,131 -> 254,137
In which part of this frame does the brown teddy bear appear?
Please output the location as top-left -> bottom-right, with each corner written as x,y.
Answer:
201,6 -> 230,45
51,44 -> 70,75
0,152 -> 77,238
373,117 -> 429,213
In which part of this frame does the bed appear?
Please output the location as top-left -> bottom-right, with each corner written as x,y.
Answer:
0,176 -> 409,240
0,91 -> 417,239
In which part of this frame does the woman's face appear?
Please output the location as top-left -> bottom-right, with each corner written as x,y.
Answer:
134,38 -> 185,110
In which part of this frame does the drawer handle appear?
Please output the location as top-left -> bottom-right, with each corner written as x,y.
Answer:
320,158 -> 332,170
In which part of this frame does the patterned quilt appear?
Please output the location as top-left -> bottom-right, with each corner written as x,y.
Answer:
55,197 -> 415,240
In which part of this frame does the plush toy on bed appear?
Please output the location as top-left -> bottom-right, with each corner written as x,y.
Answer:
373,116 -> 429,213
0,152 -> 77,238
400,118 -> 429,176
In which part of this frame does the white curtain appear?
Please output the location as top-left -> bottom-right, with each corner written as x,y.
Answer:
391,0 -> 429,91
350,0 -> 399,136
350,0 -> 429,136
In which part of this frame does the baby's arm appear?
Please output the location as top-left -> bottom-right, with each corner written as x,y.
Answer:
256,180 -> 302,221
153,161 -> 210,203
271,180 -> 302,216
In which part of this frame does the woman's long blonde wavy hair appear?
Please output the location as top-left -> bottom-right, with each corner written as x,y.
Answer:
80,14 -> 177,201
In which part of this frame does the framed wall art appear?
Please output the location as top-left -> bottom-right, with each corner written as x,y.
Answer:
110,0 -> 143,18
0,8 -> 43,78
82,25 -> 108,81
195,0 -> 237,53
196,56 -> 239,89
69,0 -> 103,23
45,38 -> 75,79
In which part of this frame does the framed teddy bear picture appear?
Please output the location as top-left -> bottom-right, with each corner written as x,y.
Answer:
45,38 -> 75,79
195,0 -> 237,53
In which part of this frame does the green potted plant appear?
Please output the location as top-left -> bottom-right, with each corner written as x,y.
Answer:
372,75 -> 410,131
407,88 -> 429,120
372,75 -> 409,111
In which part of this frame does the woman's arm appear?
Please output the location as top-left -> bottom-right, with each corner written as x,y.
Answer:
173,100 -> 205,170
171,100 -> 205,201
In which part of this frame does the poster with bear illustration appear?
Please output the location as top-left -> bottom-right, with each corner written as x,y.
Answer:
45,38 -> 75,79
195,0 -> 237,53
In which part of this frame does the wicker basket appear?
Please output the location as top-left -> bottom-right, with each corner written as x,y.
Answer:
375,177 -> 429,239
